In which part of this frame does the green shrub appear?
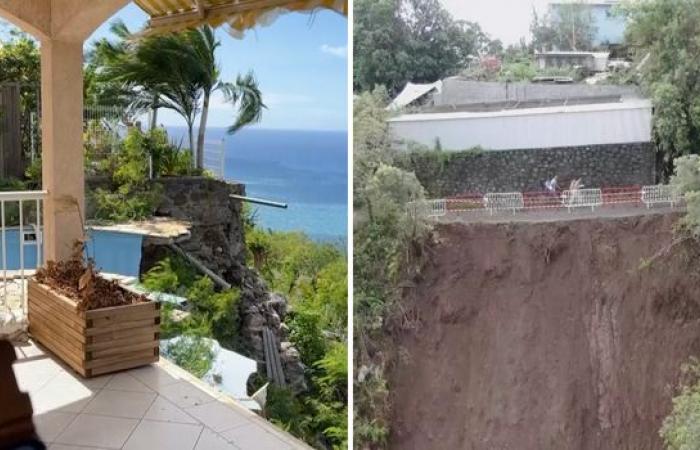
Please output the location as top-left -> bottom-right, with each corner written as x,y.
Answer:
187,277 -> 241,349
660,358 -> 700,449
142,255 -> 198,295
266,385 -> 310,437
288,311 -> 326,367
162,334 -> 214,378
671,155 -> 700,236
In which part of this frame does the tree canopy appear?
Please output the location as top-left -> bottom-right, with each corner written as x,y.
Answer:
88,21 -> 264,168
621,0 -> 700,178
353,0 -> 493,94
530,3 -> 596,51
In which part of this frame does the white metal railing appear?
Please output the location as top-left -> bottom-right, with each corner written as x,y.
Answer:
641,184 -> 681,208
203,139 -> 226,180
561,188 -> 603,211
484,192 -> 524,215
424,184 -> 685,219
0,191 -> 46,319
407,199 -> 446,218
425,199 -> 446,217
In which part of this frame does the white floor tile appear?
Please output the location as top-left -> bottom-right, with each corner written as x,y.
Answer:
12,357 -> 63,394
103,373 -> 154,393
221,423 -> 294,450
54,414 -> 138,448
34,411 -> 77,442
49,444 -> 109,450
30,375 -> 96,415
158,381 -> 217,409
83,389 -> 157,419
14,341 -> 47,360
194,429 -> 238,450
143,396 -> 198,424
122,419 -> 202,450
128,364 -> 181,391
185,401 -> 250,432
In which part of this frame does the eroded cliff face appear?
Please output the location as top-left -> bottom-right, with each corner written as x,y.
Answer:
389,212 -> 700,450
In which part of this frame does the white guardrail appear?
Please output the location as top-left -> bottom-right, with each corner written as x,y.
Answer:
419,184 -> 683,218
561,188 -> 603,211
0,190 -> 46,317
641,185 -> 680,208
407,199 -> 447,218
484,192 -> 524,215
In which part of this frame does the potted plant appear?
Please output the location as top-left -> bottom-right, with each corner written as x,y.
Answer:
28,243 -> 159,377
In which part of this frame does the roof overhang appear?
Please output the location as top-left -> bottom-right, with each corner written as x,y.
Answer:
134,0 -> 347,36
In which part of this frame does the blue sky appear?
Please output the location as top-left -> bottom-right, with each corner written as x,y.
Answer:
89,4 -> 347,131
0,3 -> 347,131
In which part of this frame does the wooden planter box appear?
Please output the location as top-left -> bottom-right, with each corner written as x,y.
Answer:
27,279 -> 160,378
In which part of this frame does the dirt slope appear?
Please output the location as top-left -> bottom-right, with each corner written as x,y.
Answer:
389,212 -> 700,450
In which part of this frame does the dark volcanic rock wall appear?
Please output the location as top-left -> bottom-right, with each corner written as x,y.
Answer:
150,176 -> 246,281
397,142 -> 656,197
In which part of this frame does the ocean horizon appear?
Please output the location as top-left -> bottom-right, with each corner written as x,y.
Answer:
167,126 -> 348,244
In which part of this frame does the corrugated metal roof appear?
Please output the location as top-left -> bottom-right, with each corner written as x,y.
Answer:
134,0 -> 347,36
388,99 -> 652,123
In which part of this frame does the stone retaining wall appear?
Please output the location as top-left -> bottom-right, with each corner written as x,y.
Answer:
396,142 -> 656,197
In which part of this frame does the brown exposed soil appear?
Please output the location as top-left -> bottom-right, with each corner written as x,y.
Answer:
388,212 -> 700,450
35,243 -> 147,311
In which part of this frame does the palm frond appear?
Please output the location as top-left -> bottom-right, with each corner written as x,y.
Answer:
221,72 -> 266,134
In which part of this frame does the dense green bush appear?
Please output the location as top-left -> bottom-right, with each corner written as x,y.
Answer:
162,335 -> 214,378
243,210 -> 347,449
142,256 -> 198,295
142,255 -> 241,350
187,277 -> 241,349
660,358 -> 700,449
353,88 -> 433,448
671,155 -> 700,236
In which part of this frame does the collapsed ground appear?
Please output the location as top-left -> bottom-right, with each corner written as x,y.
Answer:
388,212 -> 700,450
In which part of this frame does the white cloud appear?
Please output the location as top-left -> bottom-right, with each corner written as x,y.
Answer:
320,44 -> 347,58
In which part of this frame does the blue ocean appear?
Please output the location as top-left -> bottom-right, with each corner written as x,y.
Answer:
168,127 -> 348,243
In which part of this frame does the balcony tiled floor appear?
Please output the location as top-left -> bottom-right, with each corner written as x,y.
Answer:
12,340 -> 310,450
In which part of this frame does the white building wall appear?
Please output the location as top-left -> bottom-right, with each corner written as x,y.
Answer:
388,101 -> 652,151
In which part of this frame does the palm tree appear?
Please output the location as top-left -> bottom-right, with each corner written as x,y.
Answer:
181,26 -> 264,168
90,22 -> 265,168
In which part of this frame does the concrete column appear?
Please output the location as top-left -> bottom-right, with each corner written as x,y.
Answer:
40,39 -> 85,262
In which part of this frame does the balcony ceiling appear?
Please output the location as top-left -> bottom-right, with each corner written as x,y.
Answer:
134,0 -> 347,35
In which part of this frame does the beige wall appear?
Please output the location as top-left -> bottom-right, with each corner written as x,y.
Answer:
0,0 -> 129,261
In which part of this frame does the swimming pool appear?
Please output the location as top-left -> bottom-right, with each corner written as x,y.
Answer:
0,227 -> 144,277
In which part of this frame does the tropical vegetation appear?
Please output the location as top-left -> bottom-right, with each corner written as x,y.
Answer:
246,218 -> 348,449
353,88 -> 432,448
619,0 -> 700,179
87,21 -> 264,169
353,0 -> 497,94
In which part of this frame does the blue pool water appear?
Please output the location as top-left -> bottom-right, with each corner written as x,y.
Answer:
1,229 -> 143,277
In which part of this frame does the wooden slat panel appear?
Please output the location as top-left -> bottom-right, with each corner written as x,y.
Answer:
0,84 -> 24,179
86,331 -> 159,351
28,281 -> 81,314
86,302 -> 158,322
29,297 -> 85,335
28,307 -> 87,344
86,318 -> 159,337
28,281 -> 160,378
89,325 -> 160,344
29,320 -> 86,374
89,340 -> 159,359
29,291 -> 84,328
88,355 -> 159,377
85,348 -> 157,369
